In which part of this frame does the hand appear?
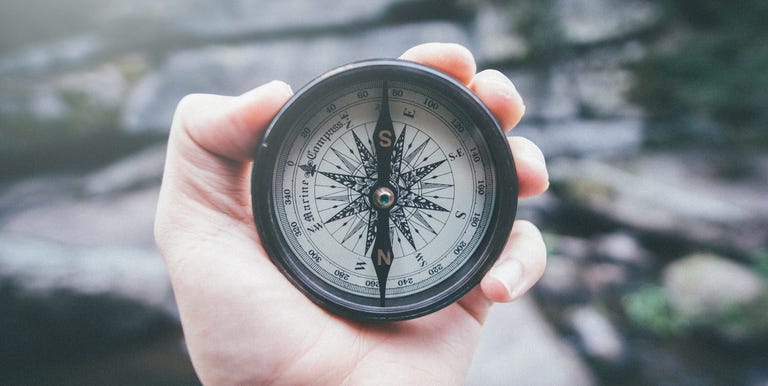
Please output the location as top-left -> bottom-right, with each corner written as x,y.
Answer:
155,43 -> 549,385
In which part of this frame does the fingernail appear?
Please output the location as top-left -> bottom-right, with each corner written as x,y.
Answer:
489,259 -> 523,300
486,77 -> 516,100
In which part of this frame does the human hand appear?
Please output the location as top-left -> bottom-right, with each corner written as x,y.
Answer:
154,43 -> 549,385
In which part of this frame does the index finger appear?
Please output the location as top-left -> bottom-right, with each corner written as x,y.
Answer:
399,43 -> 477,85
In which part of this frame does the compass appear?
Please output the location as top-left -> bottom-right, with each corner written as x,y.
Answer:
251,59 -> 517,321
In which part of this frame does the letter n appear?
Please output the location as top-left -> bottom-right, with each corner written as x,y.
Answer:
377,249 -> 391,266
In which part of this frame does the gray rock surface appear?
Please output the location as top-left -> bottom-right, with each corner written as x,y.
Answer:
593,232 -> 651,267
550,155 -> 768,253
466,297 -> 596,386
2,185 -> 159,249
0,232 -> 175,364
538,255 -> 586,300
662,253 -> 768,341
566,305 -> 626,364
472,3 -> 527,62
82,144 -> 166,196
556,0 -> 658,44
515,119 -> 643,158
0,233 -> 172,313
122,22 -> 470,131
98,0 -> 410,38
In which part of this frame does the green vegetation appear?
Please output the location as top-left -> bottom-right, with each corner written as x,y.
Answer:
627,0 -> 768,148
623,285 -> 687,336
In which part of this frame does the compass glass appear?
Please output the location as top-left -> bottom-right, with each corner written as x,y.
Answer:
252,60 -> 517,320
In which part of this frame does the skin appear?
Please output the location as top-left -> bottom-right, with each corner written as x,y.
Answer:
155,43 -> 549,385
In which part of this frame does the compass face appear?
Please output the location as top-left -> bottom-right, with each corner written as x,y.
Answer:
252,60 -> 517,321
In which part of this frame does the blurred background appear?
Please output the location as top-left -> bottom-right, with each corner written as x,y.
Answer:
1,0 -> 766,384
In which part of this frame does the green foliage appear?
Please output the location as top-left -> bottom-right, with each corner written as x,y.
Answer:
623,285 -> 687,336
751,250 -> 768,280
627,0 -> 768,148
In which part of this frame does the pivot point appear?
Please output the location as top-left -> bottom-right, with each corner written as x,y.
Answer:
372,186 -> 395,209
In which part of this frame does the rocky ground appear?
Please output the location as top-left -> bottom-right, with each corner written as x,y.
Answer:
1,1 -> 767,385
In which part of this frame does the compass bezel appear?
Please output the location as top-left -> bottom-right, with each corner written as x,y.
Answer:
252,59 -> 517,321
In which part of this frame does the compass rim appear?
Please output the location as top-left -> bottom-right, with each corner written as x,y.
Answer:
252,59 -> 518,321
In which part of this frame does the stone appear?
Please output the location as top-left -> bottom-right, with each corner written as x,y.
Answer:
553,234 -> 592,261
537,255 -> 586,301
592,232 -> 651,267
0,233 -> 172,312
514,119 -> 643,158
516,190 -> 559,226
82,144 -> 166,196
570,44 -> 646,119
0,61 -> 129,120
466,296 -> 595,386
472,3 -> 527,63
0,174 -> 81,218
0,35 -> 102,77
2,185 -> 159,249
0,232 -> 175,364
121,22 -> 470,132
555,0 -> 658,44
509,69 -> 580,122
566,305 -> 626,364
662,253 -> 768,341
549,154 -> 768,254
582,263 -> 627,296
0,59 -> 136,170
99,0 -> 409,39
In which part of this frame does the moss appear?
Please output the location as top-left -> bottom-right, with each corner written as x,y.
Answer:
623,284 -> 687,336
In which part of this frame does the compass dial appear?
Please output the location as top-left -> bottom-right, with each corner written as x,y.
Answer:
252,60 -> 517,321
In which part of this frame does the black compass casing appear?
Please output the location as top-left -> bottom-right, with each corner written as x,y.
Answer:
251,59 -> 517,321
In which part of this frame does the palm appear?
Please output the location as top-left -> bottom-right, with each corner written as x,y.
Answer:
169,205 -> 481,384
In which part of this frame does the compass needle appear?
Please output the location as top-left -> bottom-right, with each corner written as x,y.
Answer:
252,60 -> 517,320
369,80 -> 396,307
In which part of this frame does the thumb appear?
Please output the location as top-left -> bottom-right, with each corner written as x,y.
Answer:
172,80 -> 293,162
155,81 -> 293,238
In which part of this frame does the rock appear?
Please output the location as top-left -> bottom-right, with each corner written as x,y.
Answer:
582,263 -> 627,296
516,190 -> 559,226
0,174 -> 82,218
0,143 -> 163,218
0,233 -> 172,312
592,232 -> 651,267
537,255 -> 587,301
514,119 -> 643,158
662,253 -> 768,341
99,0 -> 409,39
0,59 -> 140,175
0,232 -> 175,363
555,0 -> 658,44
746,357 -> 768,386
121,21 -> 470,132
572,48 -> 644,119
0,60 -> 130,120
472,3 -> 527,62
0,140 -> 168,248
466,296 -> 595,386
82,144 -> 166,196
0,35 -> 102,77
509,69 -> 580,122
566,305 -> 626,364
2,185 -> 159,249
549,155 -> 768,254
553,234 -> 592,261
